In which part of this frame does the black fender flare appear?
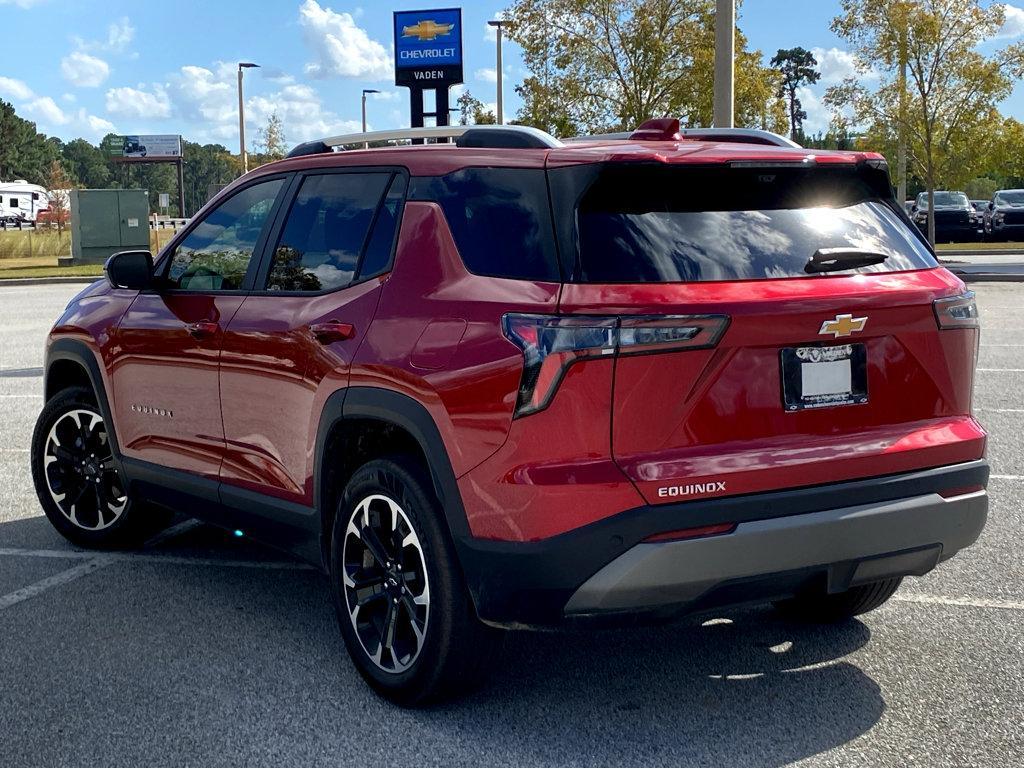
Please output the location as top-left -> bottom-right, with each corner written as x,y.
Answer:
314,386 -> 471,544
45,337 -> 123,461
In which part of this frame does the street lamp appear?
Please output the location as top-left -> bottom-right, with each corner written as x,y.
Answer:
237,62 -> 260,173
712,0 -> 734,128
487,20 -> 511,124
361,89 -> 380,148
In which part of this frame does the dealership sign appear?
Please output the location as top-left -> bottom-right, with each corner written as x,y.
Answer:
393,8 -> 463,87
101,134 -> 182,160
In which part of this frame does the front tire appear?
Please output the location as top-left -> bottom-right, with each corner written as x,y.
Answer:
330,456 -> 501,706
774,577 -> 903,623
30,386 -> 167,547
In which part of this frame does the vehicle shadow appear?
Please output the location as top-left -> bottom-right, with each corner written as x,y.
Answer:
0,514 -> 884,766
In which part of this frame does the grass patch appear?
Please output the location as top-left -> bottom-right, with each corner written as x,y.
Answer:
0,257 -> 102,280
935,241 -> 1023,251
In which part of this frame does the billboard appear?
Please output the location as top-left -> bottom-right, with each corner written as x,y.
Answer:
393,8 -> 463,87
102,134 -> 182,160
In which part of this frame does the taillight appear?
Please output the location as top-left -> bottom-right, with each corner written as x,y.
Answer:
933,291 -> 979,329
502,314 -> 729,417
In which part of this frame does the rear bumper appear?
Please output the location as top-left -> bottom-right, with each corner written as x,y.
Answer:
564,488 -> 986,617
456,460 -> 989,627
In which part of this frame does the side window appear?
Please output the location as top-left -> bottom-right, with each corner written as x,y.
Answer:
266,172 -> 391,293
166,178 -> 284,291
414,168 -> 560,282
358,174 -> 407,280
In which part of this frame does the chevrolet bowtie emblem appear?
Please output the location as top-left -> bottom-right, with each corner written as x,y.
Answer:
819,313 -> 867,338
402,20 -> 454,41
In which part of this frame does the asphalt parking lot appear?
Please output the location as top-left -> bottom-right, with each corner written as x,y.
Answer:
1,282 -> 1022,767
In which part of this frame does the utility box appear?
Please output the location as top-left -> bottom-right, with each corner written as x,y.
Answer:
69,189 -> 150,265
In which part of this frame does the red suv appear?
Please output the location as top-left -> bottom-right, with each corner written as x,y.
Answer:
32,122 -> 988,705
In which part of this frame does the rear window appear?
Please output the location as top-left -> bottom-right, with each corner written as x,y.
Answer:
411,168 -> 560,282
562,165 -> 936,283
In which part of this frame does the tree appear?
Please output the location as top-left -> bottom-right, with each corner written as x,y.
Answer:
43,160 -> 73,233
0,100 -> 59,184
504,0 -> 787,135
61,139 -> 113,188
255,113 -> 287,163
456,90 -> 497,125
770,47 -> 821,141
826,0 -> 1024,244
180,140 -> 236,217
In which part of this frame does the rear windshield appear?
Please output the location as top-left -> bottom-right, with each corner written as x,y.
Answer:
995,191 -> 1024,206
564,165 -> 936,283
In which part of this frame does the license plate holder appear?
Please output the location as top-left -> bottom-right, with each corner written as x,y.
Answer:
781,344 -> 867,411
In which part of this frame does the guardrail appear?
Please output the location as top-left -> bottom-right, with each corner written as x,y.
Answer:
0,218 -> 189,231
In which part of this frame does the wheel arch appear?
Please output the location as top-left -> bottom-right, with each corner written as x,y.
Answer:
315,387 -> 470,569
45,338 -> 122,458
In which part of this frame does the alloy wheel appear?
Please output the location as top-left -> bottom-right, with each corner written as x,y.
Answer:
342,494 -> 430,673
43,408 -> 127,531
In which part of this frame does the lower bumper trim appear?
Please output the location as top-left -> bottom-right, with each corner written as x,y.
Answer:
564,490 -> 987,616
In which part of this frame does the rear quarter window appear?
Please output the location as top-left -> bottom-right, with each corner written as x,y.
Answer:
411,168 -> 560,282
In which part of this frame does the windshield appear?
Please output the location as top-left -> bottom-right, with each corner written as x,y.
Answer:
995,191 -> 1024,206
917,192 -> 969,208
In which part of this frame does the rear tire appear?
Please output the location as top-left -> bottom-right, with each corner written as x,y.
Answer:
31,386 -> 170,548
773,577 -> 902,623
330,456 -> 502,706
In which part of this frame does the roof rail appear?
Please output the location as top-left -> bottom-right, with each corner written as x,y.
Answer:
286,124 -> 562,158
563,122 -> 802,148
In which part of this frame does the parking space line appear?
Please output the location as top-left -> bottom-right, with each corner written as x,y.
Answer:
141,518 -> 202,548
0,547 -> 315,571
894,593 -> 1024,612
0,557 -> 113,611
976,408 -> 1024,413
976,368 -> 1024,372
990,474 -> 1024,481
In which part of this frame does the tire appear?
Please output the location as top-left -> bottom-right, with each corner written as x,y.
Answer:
774,577 -> 903,623
30,386 -> 170,548
329,456 -> 502,706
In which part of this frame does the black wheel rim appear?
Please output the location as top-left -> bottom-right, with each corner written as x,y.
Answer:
342,494 -> 430,673
43,408 -> 127,531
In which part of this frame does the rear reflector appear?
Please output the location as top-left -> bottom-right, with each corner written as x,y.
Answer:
503,313 -> 729,417
643,523 -> 737,543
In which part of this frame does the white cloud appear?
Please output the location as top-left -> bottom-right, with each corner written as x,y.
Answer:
25,96 -> 68,125
247,82 -> 361,144
811,46 -> 878,85
62,93 -> 76,102
796,86 -> 830,135
105,85 -> 172,119
105,17 -> 135,51
0,76 -> 34,100
368,89 -> 399,101
168,65 -> 235,124
475,67 -> 498,83
61,51 -> 111,88
299,0 -> 392,80
995,4 -> 1024,38
0,0 -> 46,7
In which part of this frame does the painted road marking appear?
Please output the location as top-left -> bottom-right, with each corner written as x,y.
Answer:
0,557 -> 113,611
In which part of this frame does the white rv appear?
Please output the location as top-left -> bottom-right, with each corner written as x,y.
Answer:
0,180 -> 49,223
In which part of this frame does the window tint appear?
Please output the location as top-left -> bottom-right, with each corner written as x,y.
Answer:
267,172 -> 391,292
358,174 -> 407,279
413,168 -> 559,281
166,179 -> 283,291
567,165 -> 936,283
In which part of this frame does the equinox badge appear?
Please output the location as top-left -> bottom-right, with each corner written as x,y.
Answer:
819,313 -> 867,338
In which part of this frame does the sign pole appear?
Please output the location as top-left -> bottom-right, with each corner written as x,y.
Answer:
176,157 -> 186,218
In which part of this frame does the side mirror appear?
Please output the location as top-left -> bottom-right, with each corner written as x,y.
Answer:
105,250 -> 154,290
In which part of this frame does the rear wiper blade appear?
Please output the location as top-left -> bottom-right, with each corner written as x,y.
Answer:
805,248 -> 889,274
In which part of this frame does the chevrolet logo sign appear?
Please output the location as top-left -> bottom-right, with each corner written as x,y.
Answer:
402,20 -> 454,41
819,314 -> 867,338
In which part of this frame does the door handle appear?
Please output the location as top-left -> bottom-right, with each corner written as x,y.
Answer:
309,321 -> 356,344
186,320 -> 219,339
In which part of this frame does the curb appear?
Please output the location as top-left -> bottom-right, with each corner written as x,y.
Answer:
0,276 -> 101,287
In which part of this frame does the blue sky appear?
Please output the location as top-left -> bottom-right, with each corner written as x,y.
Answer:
1,0 -> 1022,150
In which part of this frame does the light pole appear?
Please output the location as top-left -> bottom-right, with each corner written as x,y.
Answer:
237,62 -> 260,174
712,0 -> 734,128
487,20 -> 511,124
361,89 -> 380,148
